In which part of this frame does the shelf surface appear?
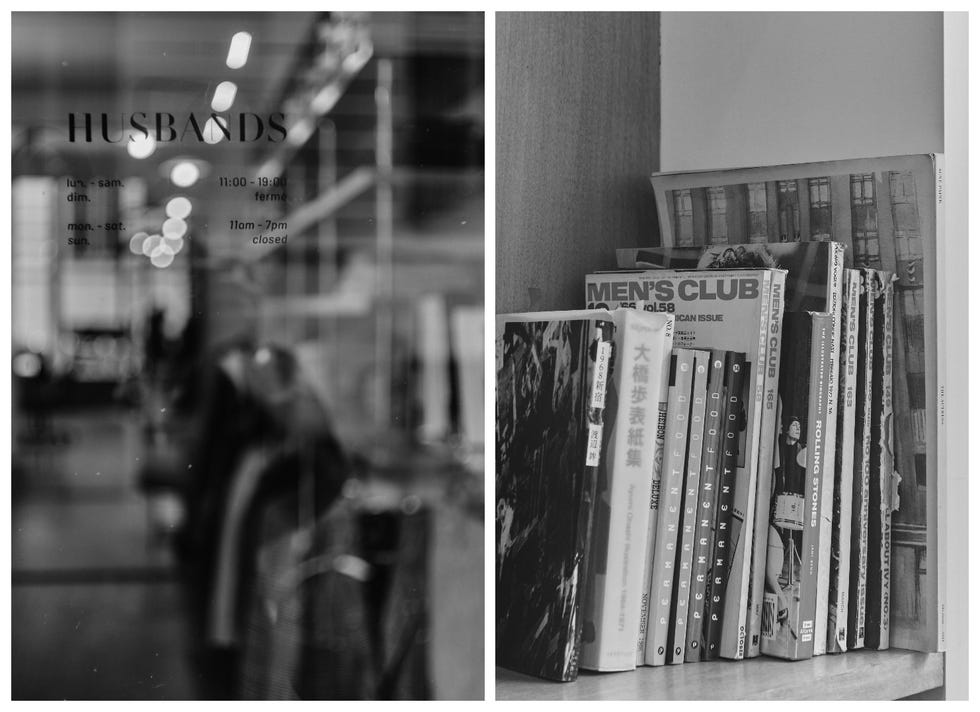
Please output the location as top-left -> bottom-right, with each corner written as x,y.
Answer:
496,649 -> 943,701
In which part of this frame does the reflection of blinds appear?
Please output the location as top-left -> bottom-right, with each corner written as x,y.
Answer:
849,174 -> 879,268
672,189 -> 695,246
706,186 -> 728,245
807,177 -> 832,240
12,176 -> 57,356
747,182 -> 767,243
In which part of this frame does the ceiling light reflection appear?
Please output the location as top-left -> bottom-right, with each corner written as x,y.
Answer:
127,133 -> 155,159
162,217 -> 187,239
171,162 -> 200,187
203,115 -> 229,145
142,234 -> 162,256
129,231 -> 149,255
151,243 -> 176,268
211,81 -> 238,112
226,32 -> 252,69
165,196 -> 192,220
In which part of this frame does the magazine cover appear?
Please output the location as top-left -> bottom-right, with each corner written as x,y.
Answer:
761,312 -> 832,661
648,155 -> 944,652
496,312 -> 614,681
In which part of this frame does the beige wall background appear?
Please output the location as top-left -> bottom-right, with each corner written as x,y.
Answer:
660,12 -> 944,171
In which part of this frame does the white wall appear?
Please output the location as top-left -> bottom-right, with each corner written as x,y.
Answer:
660,12 -> 943,171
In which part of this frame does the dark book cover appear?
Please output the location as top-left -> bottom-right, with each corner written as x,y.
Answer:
702,351 -> 746,660
865,270 -> 896,651
495,315 -> 614,681
847,269 -> 876,650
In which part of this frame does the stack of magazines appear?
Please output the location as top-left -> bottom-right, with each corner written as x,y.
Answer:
495,154 -> 945,681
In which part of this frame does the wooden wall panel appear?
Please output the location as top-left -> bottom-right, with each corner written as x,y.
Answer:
495,12 -> 661,313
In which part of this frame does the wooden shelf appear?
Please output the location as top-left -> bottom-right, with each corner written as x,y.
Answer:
496,650 -> 943,701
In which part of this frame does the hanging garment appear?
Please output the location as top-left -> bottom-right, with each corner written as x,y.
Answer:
208,446 -> 278,647
238,491 -> 308,700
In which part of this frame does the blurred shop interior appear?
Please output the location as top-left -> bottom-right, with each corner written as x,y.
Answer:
11,12 -> 484,700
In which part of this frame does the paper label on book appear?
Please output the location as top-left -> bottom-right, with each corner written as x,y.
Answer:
590,340 -> 612,409
586,423 -> 603,467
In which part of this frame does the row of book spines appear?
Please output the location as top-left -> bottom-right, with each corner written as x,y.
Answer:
643,348 -> 696,665
639,348 -> 745,666
650,348 -> 727,666
584,268 -> 892,662
698,352 -> 745,661
830,268 -> 897,655
668,349 -> 713,663
762,268 -> 894,661
642,270 -> 782,666
683,353 -> 727,662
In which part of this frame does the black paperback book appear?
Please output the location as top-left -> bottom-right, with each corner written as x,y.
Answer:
865,270 -> 895,651
495,315 -> 615,681
847,269 -> 876,650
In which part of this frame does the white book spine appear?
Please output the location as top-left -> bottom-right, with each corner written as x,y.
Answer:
814,245 -> 844,656
746,270 -> 785,658
933,154 -> 947,652
635,317 -> 674,665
